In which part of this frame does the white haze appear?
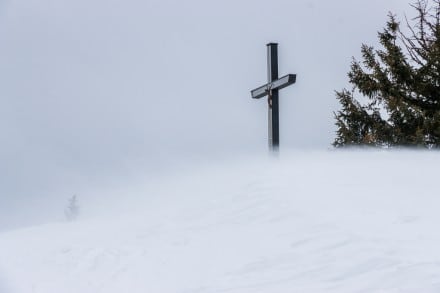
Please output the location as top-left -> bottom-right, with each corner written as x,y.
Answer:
0,1 -> 415,228
1,151 -> 440,292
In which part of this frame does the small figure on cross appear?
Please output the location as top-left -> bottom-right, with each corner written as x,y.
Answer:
266,86 -> 273,108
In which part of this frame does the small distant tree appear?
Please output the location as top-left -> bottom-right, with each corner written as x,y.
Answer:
65,195 -> 79,221
334,0 -> 440,147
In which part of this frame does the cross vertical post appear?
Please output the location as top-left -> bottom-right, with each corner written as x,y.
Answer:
251,43 -> 296,152
267,43 -> 279,151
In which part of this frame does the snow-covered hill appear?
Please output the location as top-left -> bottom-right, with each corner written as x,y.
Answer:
1,151 -> 440,293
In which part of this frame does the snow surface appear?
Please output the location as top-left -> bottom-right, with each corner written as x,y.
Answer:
1,151 -> 440,293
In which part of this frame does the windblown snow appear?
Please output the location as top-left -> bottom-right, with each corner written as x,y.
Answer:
1,151 -> 440,293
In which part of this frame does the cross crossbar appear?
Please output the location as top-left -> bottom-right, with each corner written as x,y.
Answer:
251,74 -> 296,99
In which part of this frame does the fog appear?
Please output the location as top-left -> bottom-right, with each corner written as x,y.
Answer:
1,0 -> 412,230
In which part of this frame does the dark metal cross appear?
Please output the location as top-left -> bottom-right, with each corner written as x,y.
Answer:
251,43 -> 296,151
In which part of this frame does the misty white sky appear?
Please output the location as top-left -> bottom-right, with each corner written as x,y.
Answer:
0,0 -> 412,230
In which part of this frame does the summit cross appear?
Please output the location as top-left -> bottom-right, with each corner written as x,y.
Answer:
251,43 -> 296,151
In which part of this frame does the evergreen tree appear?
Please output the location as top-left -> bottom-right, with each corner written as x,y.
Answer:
65,195 -> 80,221
334,0 -> 440,148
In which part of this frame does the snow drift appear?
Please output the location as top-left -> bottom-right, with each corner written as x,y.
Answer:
1,151 -> 440,293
